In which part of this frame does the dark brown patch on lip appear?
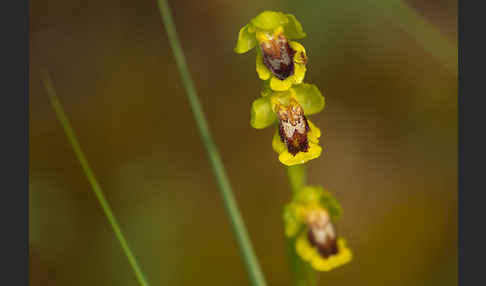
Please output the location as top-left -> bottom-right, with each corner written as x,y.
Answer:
277,102 -> 310,156
307,228 -> 339,258
278,116 -> 309,155
306,209 -> 339,259
299,51 -> 307,65
261,35 -> 296,80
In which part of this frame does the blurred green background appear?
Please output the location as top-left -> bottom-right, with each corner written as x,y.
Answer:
30,0 -> 457,285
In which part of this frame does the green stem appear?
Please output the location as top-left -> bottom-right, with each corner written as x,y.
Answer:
286,164 -> 317,286
41,71 -> 150,286
287,165 -> 306,194
287,238 -> 318,286
155,1 -> 267,286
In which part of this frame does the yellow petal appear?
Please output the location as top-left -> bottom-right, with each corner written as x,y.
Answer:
278,142 -> 322,166
296,234 -> 352,272
283,14 -> 307,39
292,63 -> 306,84
289,41 -> 307,59
234,24 -> 257,54
251,97 -> 277,129
292,83 -> 325,116
256,49 -> 272,80
311,239 -> 353,272
296,233 -> 316,261
270,76 -> 293,91
250,11 -> 287,31
272,129 -> 286,154
307,120 -> 321,142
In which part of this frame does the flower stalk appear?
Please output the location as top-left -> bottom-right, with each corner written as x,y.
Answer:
287,165 -> 306,194
287,165 -> 317,286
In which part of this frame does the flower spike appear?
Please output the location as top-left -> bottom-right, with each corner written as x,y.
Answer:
235,11 -> 351,277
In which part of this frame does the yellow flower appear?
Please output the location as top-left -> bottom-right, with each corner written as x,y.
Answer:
234,11 -> 308,91
271,94 -> 321,166
250,84 -> 325,166
283,186 -> 351,272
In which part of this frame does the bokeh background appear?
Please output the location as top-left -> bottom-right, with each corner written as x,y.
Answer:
29,0 -> 457,285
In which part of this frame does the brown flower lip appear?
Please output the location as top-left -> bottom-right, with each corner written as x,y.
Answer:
306,209 -> 339,258
277,101 -> 310,156
260,34 -> 296,80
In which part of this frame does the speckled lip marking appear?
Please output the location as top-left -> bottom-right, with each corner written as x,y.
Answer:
276,101 -> 309,156
261,34 -> 296,80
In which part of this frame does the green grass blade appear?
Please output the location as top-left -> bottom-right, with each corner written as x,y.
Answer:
41,71 -> 150,286
155,1 -> 267,285
383,0 -> 457,73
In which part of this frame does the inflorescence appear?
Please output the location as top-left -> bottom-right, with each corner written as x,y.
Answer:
235,11 -> 352,272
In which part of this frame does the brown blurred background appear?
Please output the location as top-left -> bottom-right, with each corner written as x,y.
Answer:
30,0 -> 457,285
